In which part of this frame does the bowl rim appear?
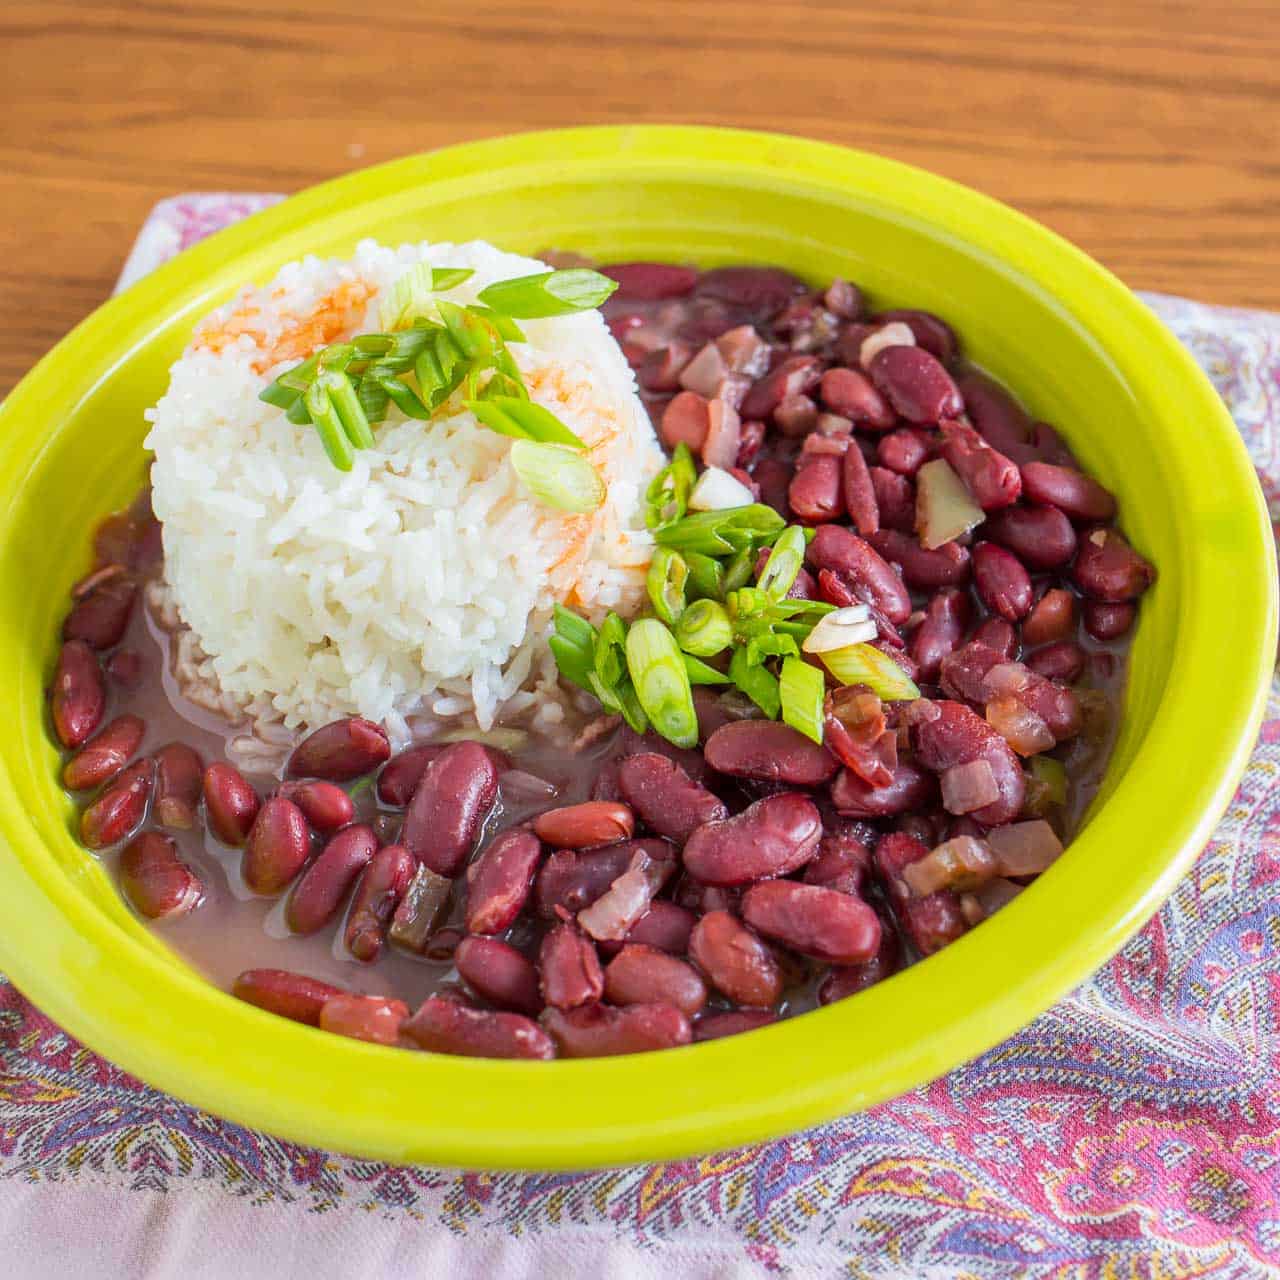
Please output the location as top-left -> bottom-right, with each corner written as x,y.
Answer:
0,124 -> 1274,1170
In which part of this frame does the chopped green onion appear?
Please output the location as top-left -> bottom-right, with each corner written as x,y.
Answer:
683,654 -> 731,685
375,373 -> 431,420
746,632 -> 800,665
819,642 -> 920,701
481,397 -> 585,448
645,443 -> 697,531
259,380 -> 302,412
779,656 -> 826,744
469,304 -> 526,343
757,525 -> 806,600
285,395 -> 312,425
492,346 -> 529,397
278,352 -> 323,392
437,299 -> 498,362
728,645 -> 781,719
304,380 -> 356,471
356,375 -> 390,424
675,599 -> 733,657
594,613 -> 628,690
550,635 -> 594,692
319,342 -> 356,374
625,619 -> 697,749
379,264 -> 477,329
554,602 -> 597,651
477,268 -> 618,319
653,504 -> 785,556
509,441 -> 605,513
726,587 -> 772,620
684,551 -> 725,601
1028,755 -> 1067,807
467,400 -> 533,441
646,548 -> 688,628
432,266 -> 475,291
722,545 -> 757,594
414,346 -> 445,401
320,372 -> 375,450
353,334 -> 395,355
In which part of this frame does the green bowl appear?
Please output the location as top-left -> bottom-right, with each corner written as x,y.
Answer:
0,126 -> 1272,1169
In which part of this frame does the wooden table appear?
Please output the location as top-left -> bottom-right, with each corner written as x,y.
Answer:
3,0 -> 1278,394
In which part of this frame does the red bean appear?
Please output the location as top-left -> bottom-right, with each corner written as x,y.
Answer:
875,833 -> 969,956
286,823 -> 376,933
868,346 -> 962,425
538,922 -> 604,1010
688,910 -> 782,1007
541,1002 -> 691,1058
105,649 -> 145,689
1021,588 -> 1076,647
972,542 -> 1033,621
910,588 -> 972,682
601,262 -> 698,300
741,355 -> 821,420
773,393 -> 819,437
956,370 -> 1031,456
939,640 -> 1003,703
1021,461 -> 1117,521
984,504 -> 1078,569
818,923 -> 902,1003
350,844 -> 417,961
693,1009 -> 778,1042
532,801 -> 634,849
911,700 -> 1025,826
604,945 -> 707,1018
704,720 -> 839,787
939,421 -> 1022,510
50,639 -> 105,749
80,757 -> 153,850
203,763 -> 260,847
869,467 -> 915,532
277,780 -> 355,834
869,529 -> 971,589
376,744 -> 444,806
119,831 -> 204,920
1028,421 -> 1078,467
319,994 -> 408,1046
736,419 -> 766,468
613,900 -> 696,956
825,279 -> 865,320
148,742 -> 202,830
872,308 -> 958,363
1026,640 -> 1087,685
682,792 -> 822,886
808,525 -> 911,624
831,760 -> 938,818
242,796 -> 311,895
232,968 -> 345,1027
754,456 -> 794,517
465,828 -> 543,935
286,717 -> 390,782
533,838 -> 673,918
63,575 -> 137,651
875,428 -> 930,477
404,996 -> 555,1060
841,438 -> 880,535
788,453 -> 844,524
401,741 -> 499,877
455,936 -> 543,1016
63,714 -> 145,791
1083,599 -> 1137,640
617,752 -> 728,845
741,880 -> 881,964
970,618 -> 1018,660
819,367 -> 896,430
1072,527 -> 1156,602
697,266 -> 807,316
804,829 -> 871,897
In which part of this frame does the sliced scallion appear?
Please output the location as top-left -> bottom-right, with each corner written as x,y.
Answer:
653,504 -> 785,556
645,443 -> 697,531
779,656 -> 826,744
510,441 -> 605,513
375,373 -> 431,421
675,599 -> 733,657
728,645 -> 781,719
722,545 -> 757,594
646,548 -> 688,628
320,371 -> 375,450
683,654 -> 731,685
304,379 -> 355,471
757,525 -> 806,600
477,268 -> 618,319
683,550 -> 725,601
483,397 -> 586,448
355,375 -> 390,424
819,642 -> 920,701
625,619 -> 698,749
379,264 -> 477,330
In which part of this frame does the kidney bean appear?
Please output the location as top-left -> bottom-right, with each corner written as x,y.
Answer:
869,467 -> 915,532
808,525 -> 911,624
286,823 -> 376,933
1028,422 -> 1079,467
704,720 -> 839,787
954,371 -> 1031,454
1021,461 -> 1117,521
970,618 -> 1017,660
818,367 -> 896,430
839,438 -> 880,535
613,900 -> 697,956
542,1002 -> 691,1058
788,453 -> 843,524
1072,527 -> 1156,602
533,838 -> 673,918
277,780 -> 355,834
119,831 -> 204,920
604,945 -> 707,1018
683,792 -> 821,886
63,575 -> 137,651
1025,642 -> 1087,691
464,828 -> 543,935
105,649 -> 144,689
752,457 -> 793,518
62,714 -> 145,791
1083,600 -> 1137,640
872,308 -> 958,364
532,801 -> 633,849
868,529 -> 971,590
242,796 -> 311,895
910,588 -> 971,682
617,752 -> 727,845
80,757 -> 153,850
939,641 -> 1003,703
972,542 -> 1034,622
232,968 -> 345,1027
402,741 -> 499,877
404,996 -> 555,1060
692,1010 -> 778,1043
984,504 -> 1077,570
455,937 -> 543,1016
874,428 -> 930,477
868,345 -> 961,425
773,393 -> 819,438
818,920 -> 903,1003
1021,588 -> 1076,647
286,717 -> 390,782
351,845 -> 418,959
688,910 -> 782,1007
697,265 -> 806,317
538,922 -> 604,1010
203,763 -> 261,847
152,742 -> 204,830
318,994 -> 409,1046
602,262 -> 698,300
375,744 -> 443,806
938,420 -> 1022,511
911,700 -> 1025,826
804,829 -> 871,897
50,639 -> 105,749
831,760 -> 938,818
875,833 -> 969,955
736,419 -> 767,468
743,880 -> 880,964
741,355 -> 821,420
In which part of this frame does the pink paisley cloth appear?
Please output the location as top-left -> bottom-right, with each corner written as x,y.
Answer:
2,193 -> 1279,1280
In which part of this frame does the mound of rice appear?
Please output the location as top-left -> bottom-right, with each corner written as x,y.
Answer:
145,239 -> 663,751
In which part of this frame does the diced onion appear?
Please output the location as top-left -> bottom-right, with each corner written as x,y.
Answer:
860,321 -> 916,367
679,342 -> 730,397
902,836 -> 998,896
940,759 -> 1000,815
985,696 -> 1055,756
802,604 -> 876,654
987,820 -> 1064,877
982,662 -> 1032,699
915,458 -> 985,551
688,466 -> 756,512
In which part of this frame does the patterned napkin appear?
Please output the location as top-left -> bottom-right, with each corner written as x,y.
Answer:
3,195 -> 1279,1279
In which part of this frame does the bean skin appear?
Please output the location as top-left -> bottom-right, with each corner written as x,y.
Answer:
602,262 -> 698,300
972,542 -> 1034,621
869,467 -> 916,532
465,828 -> 543,935
119,831 -> 204,920
808,525 -> 911,625
868,346 -> 962,425
242,796 -> 311,895
984,504 -> 1078,569
349,845 -> 418,962
741,880 -> 881,965
604,945 -> 707,1018
876,427 -> 933,477
533,801 -> 634,849
1026,641 -> 1087,686
871,308 -> 958,363
617,752 -> 728,845
818,367 -> 896,430
63,575 -> 137,651
611,900 -> 696,956
682,792 -> 822,886
939,421 -> 1022,511
152,743 -> 204,831
970,618 -> 1018,660
693,1010 -> 778,1041
956,370 -> 1031,456
538,922 -> 604,1010
874,833 -> 969,956
741,355 -> 821,421
1072,527 -> 1156,602
541,1003 -> 691,1058
80,758 -> 154,850
319,995 -> 409,1046
404,996 -> 555,1060
1021,461 -> 1117,521
376,744 -> 444,807
63,714 -> 145,791
703,720 -> 839,786
804,830 -> 871,897
688,910 -> 783,1007
50,640 -> 105,749
232,969 -> 345,1027
402,741 -> 499,877
831,760 -> 938,819
818,921 -> 902,1003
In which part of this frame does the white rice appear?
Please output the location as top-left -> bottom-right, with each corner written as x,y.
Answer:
144,239 -> 663,751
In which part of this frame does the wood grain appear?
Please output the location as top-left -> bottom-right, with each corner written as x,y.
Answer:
2,0 -> 1278,394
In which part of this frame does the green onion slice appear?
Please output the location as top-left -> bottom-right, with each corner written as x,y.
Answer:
379,264 -> 477,330
779,656 -> 826,744
675,599 -> 733,657
683,551 -> 726,601
625,619 -> 698,749
374,373 -> 431,421
645,443 -> 697,531
304,380 -> 356,471
646,548 -> 688,628
509,441 -> 605,513
728,645 -> 781,719
1028,754 -> 1067,807
482,397 -> 585,448
355,375 -> 390,424
469,304 -> 526,343
757,525 -> 806,600
320,372 -> 375,450
477,268 -> 618,319
653,504 -> 785,557
819,642 -> 921,701
683,654 -> 731,685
